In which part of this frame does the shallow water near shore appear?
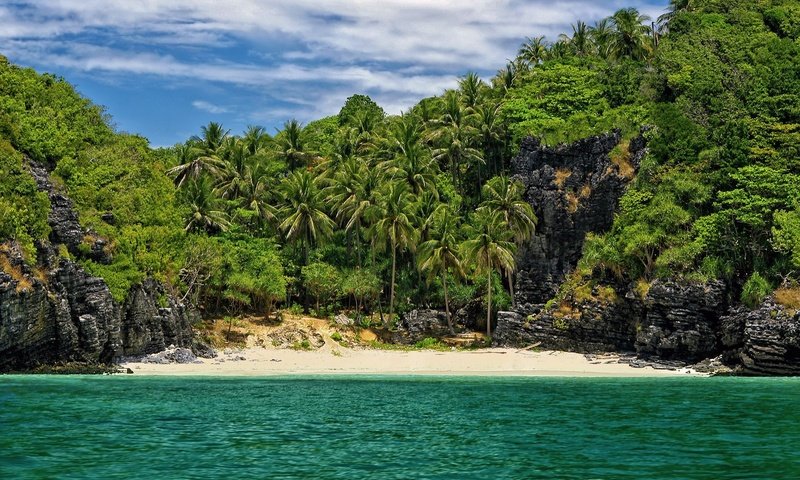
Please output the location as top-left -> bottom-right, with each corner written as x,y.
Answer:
1,375 -> 798,479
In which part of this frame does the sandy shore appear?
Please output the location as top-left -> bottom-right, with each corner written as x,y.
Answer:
121,346 -> 698,377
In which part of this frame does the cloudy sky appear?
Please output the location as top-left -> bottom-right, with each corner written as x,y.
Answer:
1,0 -> 667,146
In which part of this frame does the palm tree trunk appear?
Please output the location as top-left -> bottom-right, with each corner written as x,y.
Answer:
388,243 -> 397,327
443,270 -> 454,335
486,270 -> 492,338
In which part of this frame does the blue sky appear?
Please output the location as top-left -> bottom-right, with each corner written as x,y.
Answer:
1,0 -> 667,147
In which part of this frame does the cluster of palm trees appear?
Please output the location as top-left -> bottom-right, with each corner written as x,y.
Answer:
164,5 -> 669,331
507,7 -> 656,80
167,74 -> 537,333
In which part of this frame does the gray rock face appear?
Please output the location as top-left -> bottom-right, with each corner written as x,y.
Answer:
0,164 -> 202,372
724,300 -> 800,376
495,279 -> 732,362
121,279 -> 197,355
511,132 -> 646,306
493,293 -> 639,353
395,309 -> 451,343
636,280 -> 728,361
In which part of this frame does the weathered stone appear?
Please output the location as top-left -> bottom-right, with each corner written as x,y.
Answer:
494,295 -> 639,353
333,313 -> 354,326
511,131 -> 645,305
454,299 -> 483,331
395,309 -> 451,343
726,300 -> 800,376
635,280 -> 728,361
0,165 -> 204,372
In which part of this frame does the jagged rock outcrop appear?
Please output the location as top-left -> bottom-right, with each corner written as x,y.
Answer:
494,291 -> 640,353
724,300 -> 800,375
0,164 -> 204,372
636,280 -> 728,361
28,162 -> 111,264
393,309 -> 452,344
512,131 -> 646,306
122,278 -> 198,355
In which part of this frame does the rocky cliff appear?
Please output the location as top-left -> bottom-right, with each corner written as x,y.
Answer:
494,133 -> 799,375
0,163 -> 205,372
511,131 -> 646,306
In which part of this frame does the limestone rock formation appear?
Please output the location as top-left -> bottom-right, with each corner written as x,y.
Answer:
725,300 -> 800,375
0,164 -> 203,372
636,280 -> 728,361
511,131 -> 646,306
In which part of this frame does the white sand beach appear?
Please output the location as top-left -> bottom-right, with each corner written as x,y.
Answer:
121,346 -> 697,377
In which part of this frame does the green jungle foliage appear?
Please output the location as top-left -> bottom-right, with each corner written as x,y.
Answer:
1,0 -> 799,319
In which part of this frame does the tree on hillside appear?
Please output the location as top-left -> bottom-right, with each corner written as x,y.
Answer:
371,182 -> 419,325
382,114 -> 437,195
461,211 -> 516,337
609,8 -> 653,61
278,170 -> 335,264
517,36 -> 548,69
418,216 -> 465,334
275,119 -> 315,170
478,176 -> 537,306
167,122 -> 230,187
183,176 -> 230,233
429,91 -> 483,192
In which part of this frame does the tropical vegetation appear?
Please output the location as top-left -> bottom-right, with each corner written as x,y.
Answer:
1,0 -> 798,331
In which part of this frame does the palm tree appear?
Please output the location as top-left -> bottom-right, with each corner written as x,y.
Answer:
372,182 -> 419,325
239,162 -> 277,230
546,40 -> 571,60
278,170 -> 335,264
215,139 -> 249,200
167,122 -> 229,187
418,216 -> 464,334
275,119 -> 315,170
382,114 -> 437,194
458,72 -> 484,110
183,176 -> 230,233
657,0 -> 690,34
609,8 -> 653,61
590,18 -> 614,59
493,62 -> 519,94
475,102 -> 504,177
517,36 -> 548,69
429,91 -> 483,191
478,176 -> 537,307
461,211 -> 516,337
242,125 -> 272,156
569,21 -> 591,56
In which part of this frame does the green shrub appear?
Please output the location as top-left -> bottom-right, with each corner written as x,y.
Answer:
741,272 -> 772,309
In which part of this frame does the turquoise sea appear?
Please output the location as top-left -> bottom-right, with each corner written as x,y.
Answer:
1,375 -> 799,479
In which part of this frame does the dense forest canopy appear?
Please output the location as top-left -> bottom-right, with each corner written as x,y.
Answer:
1,0 -> 799,325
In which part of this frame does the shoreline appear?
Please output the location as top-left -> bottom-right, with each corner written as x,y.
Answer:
120,347 -> 701,377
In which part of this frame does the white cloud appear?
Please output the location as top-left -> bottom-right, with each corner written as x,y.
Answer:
0,0 -> 668,139
192,100 -> 229,114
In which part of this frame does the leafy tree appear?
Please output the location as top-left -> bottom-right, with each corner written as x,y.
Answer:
278,170 -> 335,264
302,261 -> 340,315
461,211 -> 516,336
338,94 -> 385,127
418,217 -> 465,334
371,182 -> 419,325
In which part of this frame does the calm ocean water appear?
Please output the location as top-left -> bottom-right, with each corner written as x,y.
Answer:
1,375 -> 798,479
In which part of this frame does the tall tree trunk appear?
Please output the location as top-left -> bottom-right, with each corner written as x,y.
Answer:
443,270 -> 454,335
486,270 -> 492,338
388,244 -> 397,327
